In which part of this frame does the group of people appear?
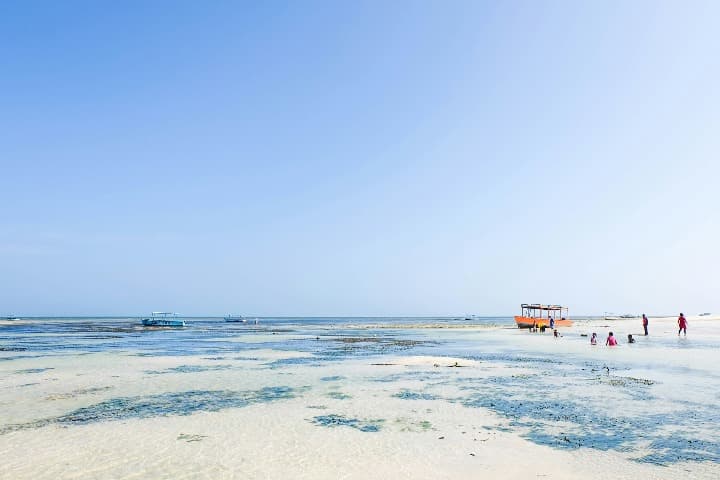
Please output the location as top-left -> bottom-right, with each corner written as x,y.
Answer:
639,312 -> 688,336
590,331 -> 628,346
590,313 -> 688,346
529,318 -> 561,338
530,313 -> 689,346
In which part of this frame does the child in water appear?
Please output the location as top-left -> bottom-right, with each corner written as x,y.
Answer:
590,333 -> 597,345
627,334 -> 635,344
606,332 -> 618,346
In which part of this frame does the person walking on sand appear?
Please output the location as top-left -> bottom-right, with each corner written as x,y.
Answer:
642,314 -> 649,336
678,313 -> 688,336
606,332 -> 618,346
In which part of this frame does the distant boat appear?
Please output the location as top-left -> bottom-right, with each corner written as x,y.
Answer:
3,316 -> 21,321
514,304 -> 573,328
603,312 -> 632,320
224,314 -> 246,323
699,313 -> 711,316
141,312 -> 185,327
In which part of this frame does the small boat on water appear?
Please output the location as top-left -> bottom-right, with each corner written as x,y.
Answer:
4,316 -> 21,321
699,313 -> 711,316
224,314 -> 246,323
514,304 -> 572,329
141,312 -> 185,327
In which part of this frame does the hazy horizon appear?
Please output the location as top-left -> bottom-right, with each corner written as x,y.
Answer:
3,1 -> 719,316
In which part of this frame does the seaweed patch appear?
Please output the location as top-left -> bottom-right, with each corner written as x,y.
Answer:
326,391 -> 352,400
310,414 -> 384,432
393,390 -> 440,401
14,367 -> 54,374
45,386 -> 113,401
0,386 -> 296,435
145,364 -> 234,375
395,417 -> 434,432
372,370 -> 448,383
177,433 -> 208,443
325,336 -> 430,357
265,356 -> 324,368
637,435 -> 720,465
457,372 -> 720,465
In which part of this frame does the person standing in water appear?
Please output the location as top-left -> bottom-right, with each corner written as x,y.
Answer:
590,333 -> 598,345
642,314 -> 649,336
606,332 -> 618,346
678,313 -> 688,336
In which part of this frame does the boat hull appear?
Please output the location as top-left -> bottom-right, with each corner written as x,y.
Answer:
514,316 -> 573,329
224,317 -> 246,323
142,319 -> 185,327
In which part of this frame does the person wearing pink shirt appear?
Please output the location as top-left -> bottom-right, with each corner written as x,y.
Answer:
606,332 -> 618,346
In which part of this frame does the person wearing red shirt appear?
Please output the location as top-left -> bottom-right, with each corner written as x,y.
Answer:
642,314 -> 649,336
678,313 -> 688,336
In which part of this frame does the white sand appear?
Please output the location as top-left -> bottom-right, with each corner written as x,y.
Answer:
1,317 -> 719,479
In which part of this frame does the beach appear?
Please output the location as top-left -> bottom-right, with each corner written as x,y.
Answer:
1,315 -> 719,479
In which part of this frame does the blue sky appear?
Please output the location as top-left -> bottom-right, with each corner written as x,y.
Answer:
2,1 -> 719,316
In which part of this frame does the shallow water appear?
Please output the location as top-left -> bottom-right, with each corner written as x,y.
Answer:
1,316 -> 718,478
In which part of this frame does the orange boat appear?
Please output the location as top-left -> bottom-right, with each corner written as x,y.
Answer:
514,304 -> 573,329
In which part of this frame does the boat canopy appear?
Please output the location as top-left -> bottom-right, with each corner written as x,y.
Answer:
520,304 -> 568,318
521,304 -> 563,311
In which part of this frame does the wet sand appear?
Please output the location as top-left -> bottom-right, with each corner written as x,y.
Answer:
1,316 -> 718,479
